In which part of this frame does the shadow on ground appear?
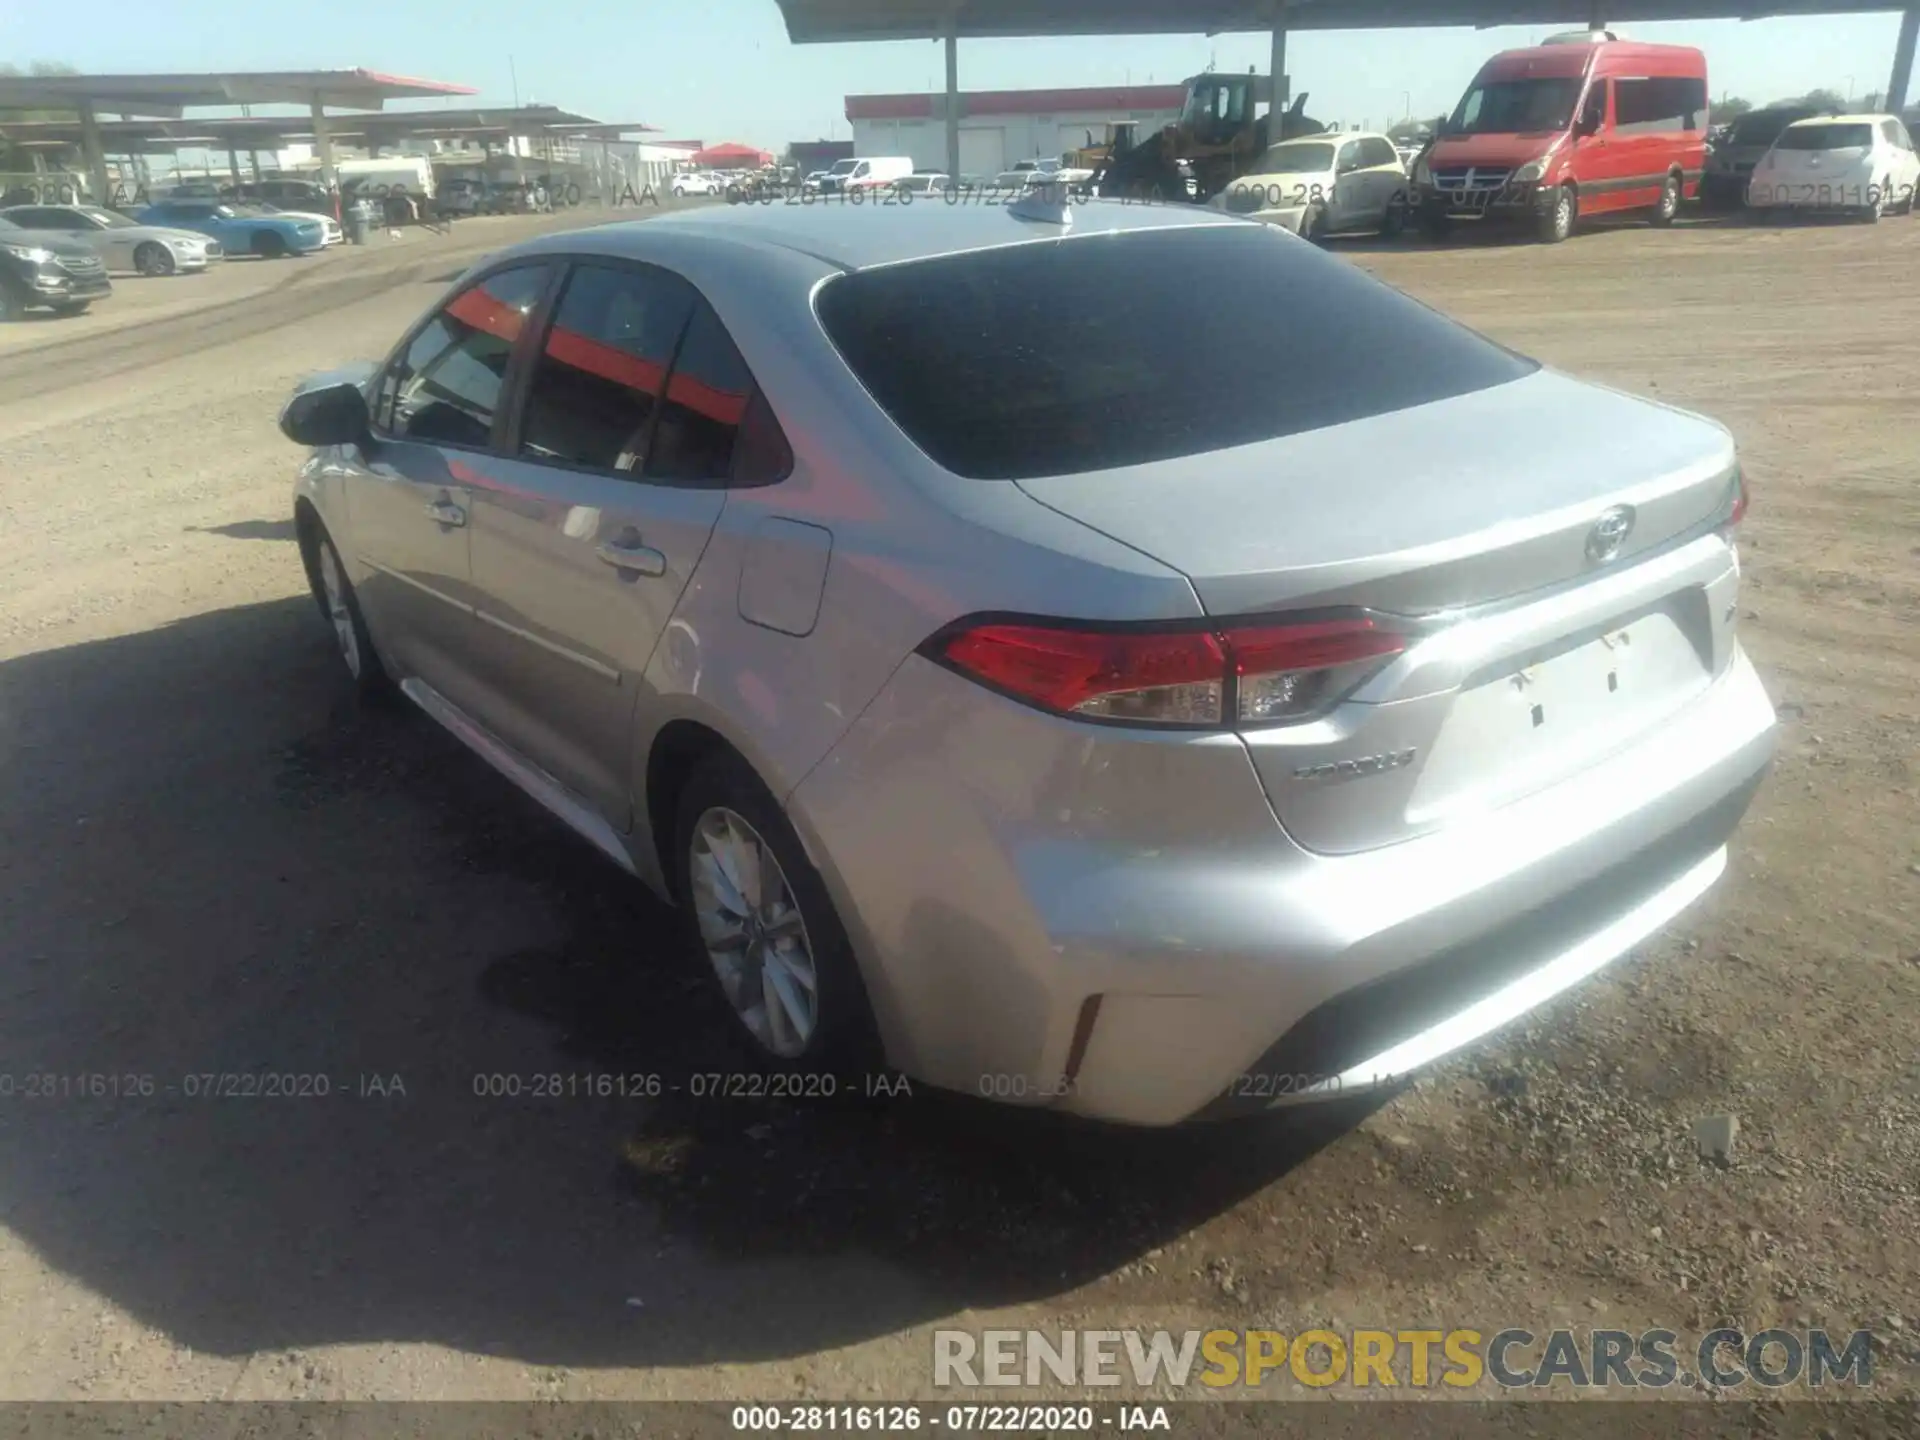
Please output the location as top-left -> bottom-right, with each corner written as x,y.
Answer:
189,518 -> 299,542
0,598 -> 1376,1370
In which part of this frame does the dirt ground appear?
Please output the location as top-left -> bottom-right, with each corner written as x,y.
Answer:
0,204 -> 1914,1406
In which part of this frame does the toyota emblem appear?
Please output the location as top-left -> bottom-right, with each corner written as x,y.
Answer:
1585,505 -> 1636,565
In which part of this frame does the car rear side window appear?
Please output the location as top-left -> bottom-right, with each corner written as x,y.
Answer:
645,299 -> 756,483
1612,76 -> 1708,134
376,264 -> 552,449
813,224 -> 1535,481
518,262 -> 694,473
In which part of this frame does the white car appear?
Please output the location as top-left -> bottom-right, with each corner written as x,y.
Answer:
236,202 -> 344,246
1746,113 -> 1920,220
1210,131 -> 1410,241
671,173 -> 722,198
0,202 -> 221,274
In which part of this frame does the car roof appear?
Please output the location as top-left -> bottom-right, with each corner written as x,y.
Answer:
539,199 -> 1248,272
1783,112 -> 1892,126
1272,131 -> 1383,144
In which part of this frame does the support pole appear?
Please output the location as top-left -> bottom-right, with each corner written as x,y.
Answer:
249,149 -> 263,183
77,101 -> 111,208
310,96 -> 339,215
1889,6 -> 1920,116
944,17 -> 961,183
227,146 -> 242,189
1270,10 -> 1289,121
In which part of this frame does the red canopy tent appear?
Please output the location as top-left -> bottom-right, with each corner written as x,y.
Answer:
692,141 -> 773,169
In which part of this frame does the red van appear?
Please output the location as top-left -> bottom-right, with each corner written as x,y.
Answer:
1414,31 -> 1709,242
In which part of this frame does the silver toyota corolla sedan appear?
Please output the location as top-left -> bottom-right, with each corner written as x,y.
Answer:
282,198 -> 1775,1127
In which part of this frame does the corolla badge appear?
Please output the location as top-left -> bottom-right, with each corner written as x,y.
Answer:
1585,504 -> 1636,565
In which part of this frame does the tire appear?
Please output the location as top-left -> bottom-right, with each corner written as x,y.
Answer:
252,230 -> 288,259
1419,204 -> 1451,240
133,241 -> 175,277
1649,172 -> 1681,227
672,749 -> 878,1073
1536,183 -> 1577,243
1379,192 -> 1408,238
1862,179 -> 1888,223
307,525 -> 389,700
1303,203 -> 1331,245
0,283 -> 21,323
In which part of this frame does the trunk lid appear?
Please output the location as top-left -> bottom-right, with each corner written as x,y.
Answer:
1016,368 -> 1741,853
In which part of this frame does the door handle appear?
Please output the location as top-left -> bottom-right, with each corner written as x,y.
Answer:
597,540 -> 667,577
425,499 -> 467,528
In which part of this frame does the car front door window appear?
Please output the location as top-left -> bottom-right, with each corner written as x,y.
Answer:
376,265 -> 553,449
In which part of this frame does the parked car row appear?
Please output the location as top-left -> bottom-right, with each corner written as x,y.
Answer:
1202,37 -> 1920,246
0,191 -> 351,322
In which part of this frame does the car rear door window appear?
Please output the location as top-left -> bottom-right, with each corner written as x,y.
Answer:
375,263 -> 552,449
517,262 -> 695,473
814,223 -> 1535,481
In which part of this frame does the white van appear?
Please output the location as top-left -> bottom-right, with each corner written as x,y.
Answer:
838,156 -> 916,194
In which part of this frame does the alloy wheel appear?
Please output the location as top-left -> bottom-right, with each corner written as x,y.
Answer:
688,806 -> 819,1058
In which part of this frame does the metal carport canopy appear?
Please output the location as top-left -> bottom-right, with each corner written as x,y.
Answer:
778,0 -> 1908,40
781,0 -> 1920,197
0,70 -> 478,205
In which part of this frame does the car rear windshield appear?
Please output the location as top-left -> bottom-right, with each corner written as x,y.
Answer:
1259,142 -> 1336,172
1776,122 -> 1873,150
813,224 -> 1536,481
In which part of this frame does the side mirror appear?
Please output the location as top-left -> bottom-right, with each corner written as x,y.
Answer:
280,380 -> 370,447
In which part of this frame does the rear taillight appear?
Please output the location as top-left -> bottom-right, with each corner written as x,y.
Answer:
928,613 -> 1409,729
1727,470 -> 1749,528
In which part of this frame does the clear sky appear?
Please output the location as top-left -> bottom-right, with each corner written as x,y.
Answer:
1,0 -> 1911,147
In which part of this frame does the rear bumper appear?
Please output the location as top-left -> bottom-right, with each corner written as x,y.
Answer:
789,645 -> 1775,1127
1746,179 -> 1882,212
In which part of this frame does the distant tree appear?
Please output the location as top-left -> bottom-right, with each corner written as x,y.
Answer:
1713,96 -> 1755,121
1792,88 -> 1847,113
1858,91 -> 1884,112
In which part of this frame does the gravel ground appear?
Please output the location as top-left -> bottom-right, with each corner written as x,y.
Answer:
0,204 -> 1914,1406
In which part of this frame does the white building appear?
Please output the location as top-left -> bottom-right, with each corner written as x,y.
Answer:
845,84 -> 1186,177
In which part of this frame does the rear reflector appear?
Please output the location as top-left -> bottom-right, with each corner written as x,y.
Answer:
931,614 -> 1409,729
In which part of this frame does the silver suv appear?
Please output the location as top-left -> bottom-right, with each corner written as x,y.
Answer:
282,201 -> 1774,1126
